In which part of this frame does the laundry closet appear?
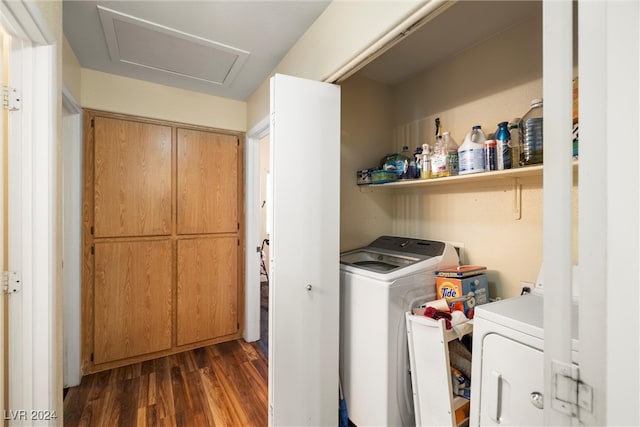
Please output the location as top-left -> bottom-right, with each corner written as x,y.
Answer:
339,0 -> 576,299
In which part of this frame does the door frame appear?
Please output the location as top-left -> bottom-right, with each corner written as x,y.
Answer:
0,0 -> 60,422
61,87 -> 82,387
244,116 -> 269,342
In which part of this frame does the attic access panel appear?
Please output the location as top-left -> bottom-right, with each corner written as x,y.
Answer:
98,5 -> 249,86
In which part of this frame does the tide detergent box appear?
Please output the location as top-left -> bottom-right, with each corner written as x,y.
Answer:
436,274 -> 489,317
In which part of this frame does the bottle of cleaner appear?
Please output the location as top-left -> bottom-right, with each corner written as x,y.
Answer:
399,145 -> 411,179
443,132 -> 459,176
421,143 -> 431,179
413,146 -> 423,179
430,118 -> 448,178
493,121 -> 512,170
458,125 -> 486,175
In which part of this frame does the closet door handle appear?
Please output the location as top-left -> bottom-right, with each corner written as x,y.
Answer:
489,370 -> 502,424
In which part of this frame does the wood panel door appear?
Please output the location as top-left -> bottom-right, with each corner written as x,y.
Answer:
94,117 -> 172,238
93,240 -> 172,364
176,237 -> 238,345
177,128 -> 239,234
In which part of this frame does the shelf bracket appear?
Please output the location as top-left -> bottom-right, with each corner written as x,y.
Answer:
513,178 -> 522,220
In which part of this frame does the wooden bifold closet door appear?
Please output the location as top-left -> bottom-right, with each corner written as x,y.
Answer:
83,111 -> 243,373
176,128 -> 239,346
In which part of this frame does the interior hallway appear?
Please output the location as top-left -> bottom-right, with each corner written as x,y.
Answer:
63,340 -> 267,427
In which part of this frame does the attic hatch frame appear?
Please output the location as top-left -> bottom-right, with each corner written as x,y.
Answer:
97,5 -> 249,87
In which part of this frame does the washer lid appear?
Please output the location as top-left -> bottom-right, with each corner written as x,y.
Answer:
367,236 -> 447,258
340,249 -> 419,273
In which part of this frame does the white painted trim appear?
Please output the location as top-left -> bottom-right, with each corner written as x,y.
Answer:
2,0 -> 59,423
7,29 -> 29,425
0,25 -> 8,424
327,0 -> 453,84
244,116 -> 269,342
62,89 -> 82,388
577,2 -> 607,424
542,0 -> 574,424
603,3 -> 639,423
62,85 -> 81,114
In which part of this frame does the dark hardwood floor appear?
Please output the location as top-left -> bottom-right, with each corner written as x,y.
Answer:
63,340 -> 268,427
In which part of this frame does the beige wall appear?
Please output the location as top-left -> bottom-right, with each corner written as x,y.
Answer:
81,69 -> 247,131
247,0 -> 425,129
392,12 -> 543,146
340,75 -> 395,251
341,9 -> 578,299
62,36 -> 81,103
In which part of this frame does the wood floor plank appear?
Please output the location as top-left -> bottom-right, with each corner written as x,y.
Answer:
155,364 -> 176,420
199,366 -> 243,426
208,351 -> 264,425
64,340 -> 267,427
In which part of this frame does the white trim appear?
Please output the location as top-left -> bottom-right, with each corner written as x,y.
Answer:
244,116 -> 269,342
542,0 -> 574,424
0,25 -> 8,424
1,0 -> 51,45
2,0 -> 59,423
601,2 -> 639,424
62,85 -> 81,114
327,0 -> 453,84
577,1 -> 607,424
62,88 -> 82,388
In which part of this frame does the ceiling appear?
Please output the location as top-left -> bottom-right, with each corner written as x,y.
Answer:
357,0 -> 541,86
63,0 -> 331,101
63,1 -> 541,102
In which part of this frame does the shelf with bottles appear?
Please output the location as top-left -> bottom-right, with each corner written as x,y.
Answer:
359,161 -> 578,192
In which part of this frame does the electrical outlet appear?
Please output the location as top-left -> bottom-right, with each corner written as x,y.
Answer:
446,241 -> 465,264
520,281 -> 535,294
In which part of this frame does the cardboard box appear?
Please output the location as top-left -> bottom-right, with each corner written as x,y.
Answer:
436,274 -> 489,316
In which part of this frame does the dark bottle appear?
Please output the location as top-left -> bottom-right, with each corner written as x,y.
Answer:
495,121 -> 512,169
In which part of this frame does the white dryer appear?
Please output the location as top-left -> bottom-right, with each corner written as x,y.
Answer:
469,286 -> 579,426
340,236 -> 459,427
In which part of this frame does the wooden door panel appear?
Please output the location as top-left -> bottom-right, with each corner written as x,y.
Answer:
94,117 -> 172,237
177,129 -> 238,234
94,240 -> 172,364
177,237 -> 238,345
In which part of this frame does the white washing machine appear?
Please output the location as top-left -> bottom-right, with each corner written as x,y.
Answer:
340,236 -> 459,427
469,285 -> 579,426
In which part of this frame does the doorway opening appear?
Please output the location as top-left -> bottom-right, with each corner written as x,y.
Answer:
257,134 -> 270,356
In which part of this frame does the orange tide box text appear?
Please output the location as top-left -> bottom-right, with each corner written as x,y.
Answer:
436,274 -> 489,316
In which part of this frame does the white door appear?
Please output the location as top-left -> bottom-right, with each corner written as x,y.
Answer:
268,73 -> 340,426
576,1 -> 639,425
0,25 -> 7,421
